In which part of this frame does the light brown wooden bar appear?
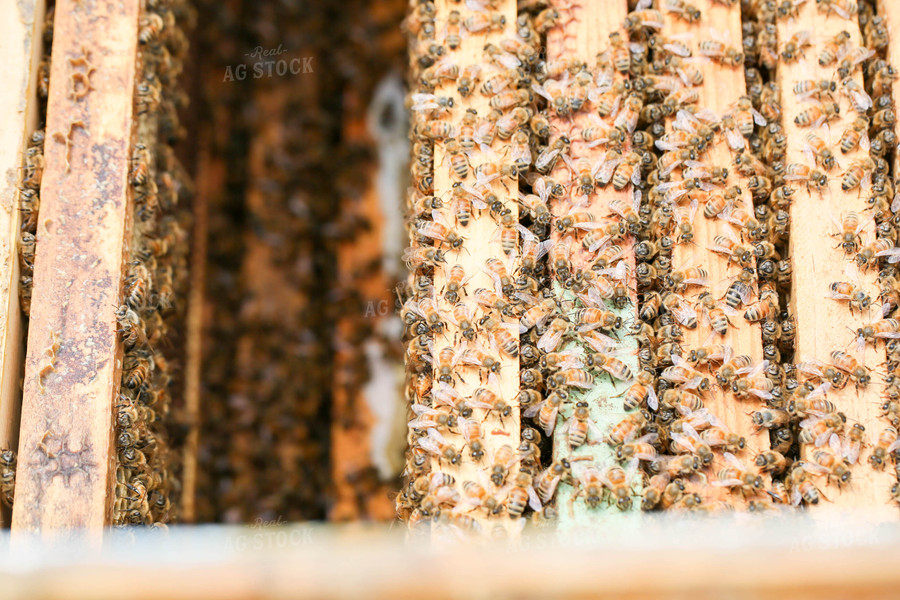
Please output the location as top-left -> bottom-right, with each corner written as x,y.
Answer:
330,91 -> 396,522
777,2 -> 896,515
11,0 -> 139,538
430,0 -> 519,531
662,0 -> 770,507
544,0 -> 642,522
0,0 -> 47,498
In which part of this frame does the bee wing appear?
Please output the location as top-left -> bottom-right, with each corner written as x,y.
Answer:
672,303 -> 697,328
751,107 -> 767,126
595,154 -> 622,184
828,432 -> 843,455
712,478 -> 744,488
646,386 -> 659,411
432,382 -> 460,407
842,440 -> 860,465
630,163 -> 642,186
410,403 -> 438,417
790,487 -> 803,507
736,359 -> 769,378
725,127 -> 746,151
723,451 -> 746,470
527,485 -> 543,512
417,435 -> 442,456
541,407 -> 560,437
538,326 -> 566,352
815,430 -> 836,448
531,81 -> 552,103
523,399 -> 545,419
583,330 -> 617,353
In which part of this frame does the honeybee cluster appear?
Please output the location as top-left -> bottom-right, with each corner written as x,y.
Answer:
112,0 -> 195,526
195,0 -> 406,522
399,0 -> 900,528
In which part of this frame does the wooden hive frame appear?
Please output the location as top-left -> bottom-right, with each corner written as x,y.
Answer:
659,0 -> 771,508
0,0 -> 48,526
543,0 -> 644,525
775,0 -> 897,514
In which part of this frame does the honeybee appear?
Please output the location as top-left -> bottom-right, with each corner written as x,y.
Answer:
714,452 -> 764,496
733,361 -> 776,401
816,0 -> 857,20
827,278 -> 872,313
505,472 -> 541,519
799,411 -> 846,448
666,453 -> 701,478
562,401 -> 601,450
463,346 -> 503,376
587,352 -> 634,383
829,350 -> 869,387
803,133 -> 837,171
868,427 -> 900,469
793,101 -> 840,129
809,449 -> 852,486
670,422 -> 714,466
409,403 -> 457,433
819,30 -> 851,66
462,10 -> 506,34
641,473 -> 670,511
473,287 -> 513,317
456,66 -> 481,98
622,370 -> 659,411
856,318 -> 900,348
784,162 -> 828,191
780,29 -> 812,62
839,115 -> 870,153
698,39 -> 743,66
574,467 -> 605,509
603,462 -> 638,510
547,368 -> 594,393
607,411 -> 646,446
536,317 -> 570,353
793,78 -> 836,101
787,466 -> 821,506
755,450 -> 788,474
661,355 -> 709,392
442,264 -> 469,305
479,315 -> 518,358
534,135 -> 570,173
418,211 -> 466,249
665,266 -> 708,292
418,428 -> 460,466
434,347 -> 466,385
701,427 -> 746,453
622,9 -> 664,34
489,444 -> 520,487
535,459 -> 571,504
687,343 -> 730,367
462,480 -> 502,515
709,231 -> 754,266
841,158 -> 875,192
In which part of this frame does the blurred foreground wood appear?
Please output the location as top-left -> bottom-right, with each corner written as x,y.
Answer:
3,518 -> 900,599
